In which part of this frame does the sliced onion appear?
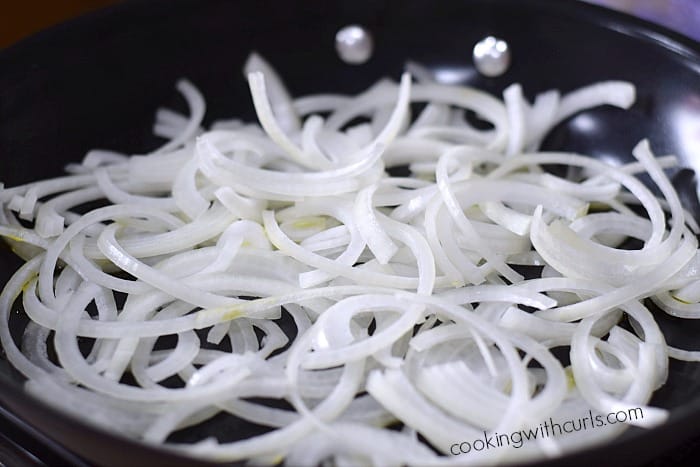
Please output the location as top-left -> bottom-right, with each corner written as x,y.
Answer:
1,56 -> 697,466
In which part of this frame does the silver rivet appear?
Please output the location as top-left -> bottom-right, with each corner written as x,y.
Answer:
335,25 -> 373,65
473,36 -> 511,77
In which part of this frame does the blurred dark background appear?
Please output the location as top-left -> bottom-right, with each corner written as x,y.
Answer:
0,1 -> 119,49
1,1 -> 700,51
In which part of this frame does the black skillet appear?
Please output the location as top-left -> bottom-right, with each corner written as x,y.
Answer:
2,0 -> 700,465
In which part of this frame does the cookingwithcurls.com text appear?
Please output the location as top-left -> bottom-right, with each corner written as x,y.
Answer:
450,408 -> 643,455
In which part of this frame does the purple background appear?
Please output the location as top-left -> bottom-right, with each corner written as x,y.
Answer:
585,0 -> 700,40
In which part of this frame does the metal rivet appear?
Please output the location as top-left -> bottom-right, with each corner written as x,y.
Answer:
335,25 -> 373,65
473,36 -> 511,77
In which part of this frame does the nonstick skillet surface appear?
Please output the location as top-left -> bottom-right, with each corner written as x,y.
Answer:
3,1 -> 700,465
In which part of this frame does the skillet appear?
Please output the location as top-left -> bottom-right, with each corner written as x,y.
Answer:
2,0 -> 700,465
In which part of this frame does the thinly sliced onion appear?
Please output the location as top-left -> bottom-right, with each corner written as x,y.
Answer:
1,54 -> 698,466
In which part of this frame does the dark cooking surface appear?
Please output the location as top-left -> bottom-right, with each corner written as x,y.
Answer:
2,0 -> 700,465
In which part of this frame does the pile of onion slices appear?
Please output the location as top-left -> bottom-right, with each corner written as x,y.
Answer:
1,54 -> 700,465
